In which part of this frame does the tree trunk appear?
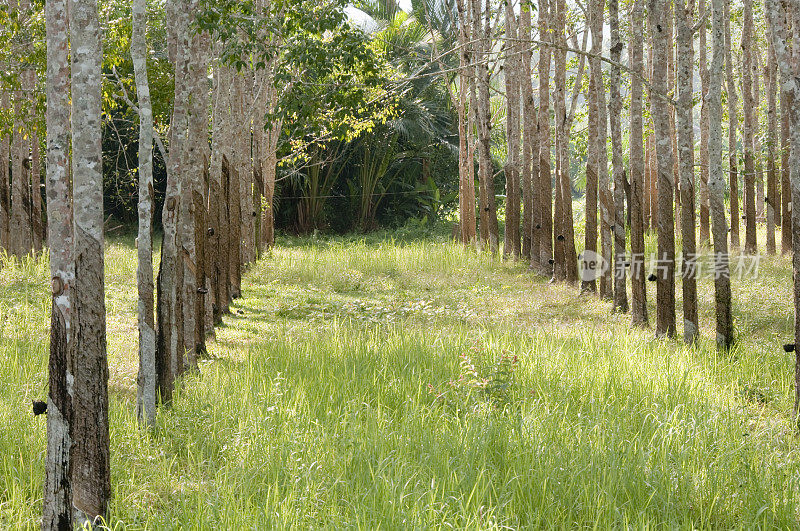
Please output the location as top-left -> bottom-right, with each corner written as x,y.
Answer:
20,0 -> 37,254
646,29 -> 655,237
552,0 -> 565,280
755,52 -> 765,223
456,0 -> 476,247
31,131 -> 43,253
629,0 -> 648,327
475,0 -> 498,253
157,0 -> 190,404
725,1 -> 740,249
229,158 -> 243,298
766,0 -> 800,416
236,70 -> 256,267
503,4 -> 520,259
9,0 -> 34,258
596,0 -> 612,300
10,85 -> 31,256
210,63 -> 231,321
469,0 -> 482,251
537,0 -> 553,271
583,0 -> 600,293
43,0 -> 74,525
181,18 -> 211,368
699,0 -> 711,246
766,42 -> 778,255
520,6 -> 535,260
782,27 -> 793,255
261,106 -> 280,251
69,0 -> 110,521
742,0 -> 758,254
677,0 -> 699,343
783,90 -> 793,253
0,86 -> 8,251
132,0 -> 156,426
667,1 -> 681,237
649,0 -> 677,338
710,0 -> 734,349
558,8 -> 579,284
610,0 -> 627,312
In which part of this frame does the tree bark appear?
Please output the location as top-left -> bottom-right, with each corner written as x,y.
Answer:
504,3 -> 520,259
667,1 -> 681,236
558,10 -> 579,284
132,0 -> 157,426
767,41 -> 778,255
157,0 -> 190,404
0,84 -> 8,251
782,24 -> 793,255
229,157 -> 243,298
710,0 -> 734,349
629,0 -> 647,327
181,16 -> 211,368
69,0 -> 110,521
475,0 -> 498,253
261,95 -> 280,252
456,0 -> 477,247
766,0 -> 800,417
230,72 -> 246,294
597,0 -> 612,300
536,0 -> 552,270
677,0 -> 699,343
520,6 -> 536,260
210,62 -> 231,321
649,0 -> 677,338
31,130 -> 43,253
742,0 -> 758,254
469,0 -> 481,251
610,0 -> 627,311
236,69 -> 256,267
583,0 -> 600,293
725,1 -> 740,249
699,0 -> 711,246
10,19 -> 31,258
43,0 -> 73,525
755,51 -> 765,223
552,0 -> 566,280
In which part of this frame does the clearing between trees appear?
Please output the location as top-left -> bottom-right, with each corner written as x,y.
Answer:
2,227 -> 798,527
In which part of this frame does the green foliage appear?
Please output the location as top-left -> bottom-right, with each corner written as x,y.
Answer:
199,0 -> 397,159
265,6 -> 459,234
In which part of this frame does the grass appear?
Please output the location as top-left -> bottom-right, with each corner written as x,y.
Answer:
1,224 -> 800,528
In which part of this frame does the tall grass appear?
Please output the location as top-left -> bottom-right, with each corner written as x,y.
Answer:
1,228 -> 799,528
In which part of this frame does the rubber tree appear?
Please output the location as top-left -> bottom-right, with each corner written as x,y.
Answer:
710,0 -> 735,349
132,0 -> 157,427
609,0 -> 627,312
766,0 -> 800,419
649,0 -> 677,338
42,0 -> 73,525
70,0 -> 111,520
676,0 -> 699,343
629,0 -> 648,326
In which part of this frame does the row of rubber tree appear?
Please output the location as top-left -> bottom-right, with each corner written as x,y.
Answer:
0,0 -> 45,258
453,0 -> 800,415
37,0 -> 282,528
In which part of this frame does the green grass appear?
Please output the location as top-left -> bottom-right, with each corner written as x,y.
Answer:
2,225 -> 800,528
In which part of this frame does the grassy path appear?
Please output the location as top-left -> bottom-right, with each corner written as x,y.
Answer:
1,229 -> 799,527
